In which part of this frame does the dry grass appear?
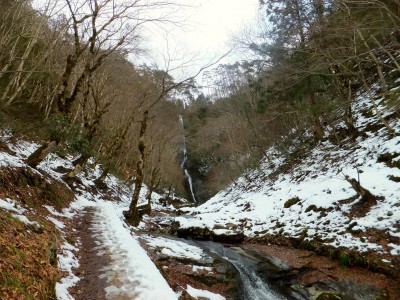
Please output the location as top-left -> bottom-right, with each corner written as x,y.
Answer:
0,166 -> 75,299
0,211 -> 59,299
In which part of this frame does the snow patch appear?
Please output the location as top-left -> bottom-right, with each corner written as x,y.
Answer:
186,284 -> 226,300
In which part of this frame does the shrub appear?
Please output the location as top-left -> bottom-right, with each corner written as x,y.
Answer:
284,196 -> 301,208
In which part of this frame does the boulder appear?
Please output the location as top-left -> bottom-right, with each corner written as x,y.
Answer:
211,230 -> 245,244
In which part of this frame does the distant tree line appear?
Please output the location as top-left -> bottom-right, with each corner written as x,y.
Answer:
181,0 -> 399,196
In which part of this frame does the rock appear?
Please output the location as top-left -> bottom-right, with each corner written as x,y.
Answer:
211,230 -> 245,244
47,234 -> 58,266
123,210 -> 141,227
27,221 -> 44,234
243,245 -> 389,300
137,203 -> 151,217
169,220 -> 181,234
176,226 -> 212,240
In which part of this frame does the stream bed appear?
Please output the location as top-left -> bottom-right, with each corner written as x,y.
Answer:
139,229 -> 392,300
139,232 -> 298,299
193,240 -> 290,300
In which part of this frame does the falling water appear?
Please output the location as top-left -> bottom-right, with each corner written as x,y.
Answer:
179,115 -> 197,203
195,241 -> 288,300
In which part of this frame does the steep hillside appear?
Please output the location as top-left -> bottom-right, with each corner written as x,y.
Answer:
0,138 -> 180,299
1,93 -> 400,299
1,136 -> 237,300
174,90 -> 400,276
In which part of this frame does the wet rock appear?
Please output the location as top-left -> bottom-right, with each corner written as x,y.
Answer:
211,230 -> 245,244
315,291 -> 341,300
176,226 -> 213,241
173,224 -> 245,244
169,220 -> 181,234
244,246 -> 390,300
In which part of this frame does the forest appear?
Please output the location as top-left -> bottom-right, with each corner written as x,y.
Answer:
1,1 -> 400,299
0,0 -> 399,215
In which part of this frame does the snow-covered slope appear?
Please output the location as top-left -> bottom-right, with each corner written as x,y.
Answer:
0,139 -> 182,300
176,92 -> 400,258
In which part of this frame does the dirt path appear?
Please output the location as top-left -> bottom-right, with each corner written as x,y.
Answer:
69,207 -> 111,300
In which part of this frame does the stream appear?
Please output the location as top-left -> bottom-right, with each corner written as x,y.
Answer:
193,240 -> 290,300
140,209 -> 393,300
142,228 -> 296,300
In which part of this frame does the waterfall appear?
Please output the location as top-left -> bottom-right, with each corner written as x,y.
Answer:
179,115 -> 197,203
195,241 -> 287,300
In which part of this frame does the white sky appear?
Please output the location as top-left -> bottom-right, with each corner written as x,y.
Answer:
33,0 -> 261,80
141,0 -> 261,79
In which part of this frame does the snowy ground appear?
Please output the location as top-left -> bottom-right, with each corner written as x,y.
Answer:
1,90 -> 399,298
0,138 -> 225,300
175,94 -> 400,258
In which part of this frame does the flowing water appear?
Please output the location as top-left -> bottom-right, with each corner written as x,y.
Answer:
194,241 -> 289,300
179,115 -> 197,203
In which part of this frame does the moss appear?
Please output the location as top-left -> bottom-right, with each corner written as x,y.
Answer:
338,251 -> 350,268
305,204 -> 318,213
299,227 -> 309,239
377,152 -> 400,168
40,184 -> 64,210
284,196 -> 301,208
316,292 -> 342,300
275,221 -> 285,228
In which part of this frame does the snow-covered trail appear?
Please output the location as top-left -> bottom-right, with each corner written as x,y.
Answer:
61,201 -> 179,300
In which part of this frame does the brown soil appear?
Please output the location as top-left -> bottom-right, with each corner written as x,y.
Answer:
69,207 -> 111,300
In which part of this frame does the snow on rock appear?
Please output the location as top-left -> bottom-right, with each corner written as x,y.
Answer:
0,151 -> 25,167
142,235 -> 207,261
192,265 -> 213,272
186,284 -> 226,300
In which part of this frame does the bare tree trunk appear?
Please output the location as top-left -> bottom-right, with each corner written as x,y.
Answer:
124,111 -> 148,225
345,175 -> 376,203
145,167 -> 160,214
26,140 -> 58,168
309,91 -> 324,141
